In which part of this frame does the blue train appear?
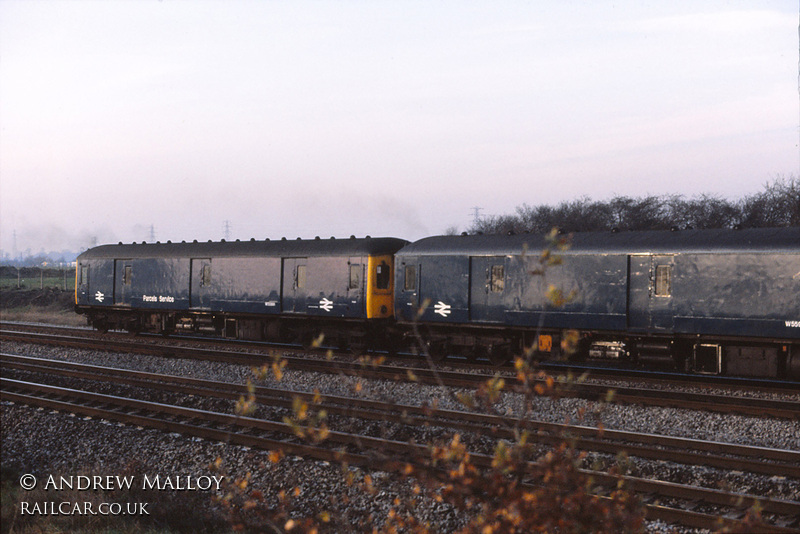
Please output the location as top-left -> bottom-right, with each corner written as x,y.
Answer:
76,227 -> 800,378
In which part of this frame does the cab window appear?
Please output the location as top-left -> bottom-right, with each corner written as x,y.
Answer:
654,265 -> 671,296
490,265 -> 504,293
349,264 -> 361,289
296,265 -> 306,289
375,261 -> 390,290
404,265 -> 416,291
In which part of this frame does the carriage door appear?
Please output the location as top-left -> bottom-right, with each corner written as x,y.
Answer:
113,259 -> 132,306
76,263 -> 89,304
282,258 -> 307,313
190,258 -> 212,309
627,255 -> 674,331
347,257 -> 364,317
470,256 -> 507,323
397,260 -> 420,321
649,255 -> 674,331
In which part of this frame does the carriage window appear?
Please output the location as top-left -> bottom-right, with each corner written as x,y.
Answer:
655,265 -> 671,296
80,265 -> 88,285
296,265 -> 306,289
375,261 -> 390,290
201,264 -> 211,287
404,265 -> 416,291
490,265 -> 505,293
349,264 -> 361,289
123,265 -> 132,286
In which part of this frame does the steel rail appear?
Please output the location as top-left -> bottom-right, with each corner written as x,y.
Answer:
3,377 -> 798,532
3,329 -> 799,420
4,321 -> 799,394
3,352 -> 799,479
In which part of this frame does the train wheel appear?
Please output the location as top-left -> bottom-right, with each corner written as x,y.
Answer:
470,345 -> 488,363
349,340 -> 367,356
488,344 -> 511,366
376,332 -> 400,357
424,339 -> 448,362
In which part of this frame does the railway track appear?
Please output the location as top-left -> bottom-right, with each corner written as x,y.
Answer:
2,326 -> 799,420
6,321 -> 800,392
3,374 -> 799,532
5,321 -> 799,392
3,353 -> 799,480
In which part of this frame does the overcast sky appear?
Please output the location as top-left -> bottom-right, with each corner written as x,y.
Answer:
1,1 -> 797,256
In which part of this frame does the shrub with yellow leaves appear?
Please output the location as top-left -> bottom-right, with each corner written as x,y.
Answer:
212,229 -> 652,533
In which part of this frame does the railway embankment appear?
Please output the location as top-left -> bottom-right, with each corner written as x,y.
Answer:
0,288 -> 83,326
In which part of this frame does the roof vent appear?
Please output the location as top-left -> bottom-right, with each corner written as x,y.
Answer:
250,238 -> 255,242
461,232 -> 468,236
330,236 -> 335,240
350,235 -> 356,239
281,237 -> 287,241
315,236 -> 320,240
118,242 -> 123,245
167,240 -> 172,244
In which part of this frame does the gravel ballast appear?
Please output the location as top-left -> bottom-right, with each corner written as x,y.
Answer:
3,340 -> 799,532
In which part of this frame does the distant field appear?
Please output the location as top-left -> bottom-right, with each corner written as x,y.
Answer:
0,267 -> 75,290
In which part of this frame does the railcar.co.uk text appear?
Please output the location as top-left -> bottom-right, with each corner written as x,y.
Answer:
17,473 -> 224,516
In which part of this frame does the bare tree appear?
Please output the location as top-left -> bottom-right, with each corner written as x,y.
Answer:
467,176 -> 799,235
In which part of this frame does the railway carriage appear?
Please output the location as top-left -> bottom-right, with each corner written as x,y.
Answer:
394,227 -> 800,378
75,236 -> 408,348
75,227 -> 799,378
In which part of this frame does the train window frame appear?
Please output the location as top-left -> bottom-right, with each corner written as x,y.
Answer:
80,265 -> 88,285
654,265 -> 671,296
490,264 -> 505,293
349,264 -> 361,290
296,265 -> 307,290
404,265 -> 416,291
375,261 -> 390,290
201,264 -> 211,287
123,265 -> 132,286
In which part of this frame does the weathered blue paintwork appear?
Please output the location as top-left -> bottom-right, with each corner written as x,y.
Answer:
394,227 -> 800,341
76,237 -> 408,320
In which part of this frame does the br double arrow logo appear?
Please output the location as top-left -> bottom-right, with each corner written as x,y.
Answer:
319,298 -> 333,312
434,301 -> 451,317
